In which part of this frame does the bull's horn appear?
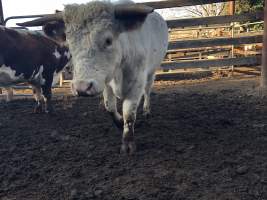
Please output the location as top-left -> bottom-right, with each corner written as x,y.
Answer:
114,4 -> 154,17
17,12 -> 63,27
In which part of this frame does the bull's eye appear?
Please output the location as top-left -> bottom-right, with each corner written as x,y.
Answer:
105,37 -> 112,47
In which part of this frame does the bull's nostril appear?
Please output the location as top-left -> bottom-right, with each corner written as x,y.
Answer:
77,91 -> 89,97
87,82 -> 93,91
75,81 -> 96,97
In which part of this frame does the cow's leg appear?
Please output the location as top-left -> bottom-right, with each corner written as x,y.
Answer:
143,73 -> 155,117
32,85 -> 43,113
5,87 -> 14,102
42,87 -> 53,113
103,85 -> 123,129
41,78 -> 54,114
121,96 -> 142,155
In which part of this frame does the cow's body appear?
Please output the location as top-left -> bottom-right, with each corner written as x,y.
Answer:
0,26 -> 71,112
18,1 -> 168,153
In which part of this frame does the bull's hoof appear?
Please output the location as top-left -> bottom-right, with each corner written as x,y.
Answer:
108,112 -> 123,130
113,118 -> 123,130
143,111 -> 151,119
120,142 -> 136,155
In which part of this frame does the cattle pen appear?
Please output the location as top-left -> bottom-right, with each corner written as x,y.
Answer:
2,0 -> 267,199
0,0 -> 267,98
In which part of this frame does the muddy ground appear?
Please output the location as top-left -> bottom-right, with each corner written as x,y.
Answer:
1,77 -> 267,200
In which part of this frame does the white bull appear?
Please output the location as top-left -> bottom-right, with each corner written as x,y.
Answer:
19,1 -> 168,154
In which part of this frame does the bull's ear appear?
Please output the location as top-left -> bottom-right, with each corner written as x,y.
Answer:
114,4 -> 154,31
42,21 -> 66,43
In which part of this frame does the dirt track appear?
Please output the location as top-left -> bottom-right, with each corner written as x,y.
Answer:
1,77 -> 267,200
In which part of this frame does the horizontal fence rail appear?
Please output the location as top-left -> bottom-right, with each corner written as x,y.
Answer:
4,14 -> 46,25
162,56 -> 262,69
167,11 -> 264,28
138,0 -> 235,9
168,35 -> 263,49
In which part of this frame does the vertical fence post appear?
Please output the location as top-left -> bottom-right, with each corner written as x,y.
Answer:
261,0 -> 267,88
0,0 -> 3,25
229,1 -> 235,75
59,73 -> 64,87
0,0 -> 3,95
229,1 -> 235,16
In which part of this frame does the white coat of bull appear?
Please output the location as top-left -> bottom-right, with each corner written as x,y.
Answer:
68,2 -> 168,154
18,1 -> 168,154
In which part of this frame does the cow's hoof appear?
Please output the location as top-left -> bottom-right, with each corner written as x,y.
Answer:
34,105 -> 43,113
46,111 -> 56,116
120,142 -> 136,155
45,107 -> 55,115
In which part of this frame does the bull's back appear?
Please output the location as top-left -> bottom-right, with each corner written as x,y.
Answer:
125,12 -> 168,73
143,12 -> 168,66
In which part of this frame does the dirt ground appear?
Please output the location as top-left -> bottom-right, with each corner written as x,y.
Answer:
1,76 -> 267,200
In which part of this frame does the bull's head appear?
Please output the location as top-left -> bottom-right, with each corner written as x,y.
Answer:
17,2 -> 153,96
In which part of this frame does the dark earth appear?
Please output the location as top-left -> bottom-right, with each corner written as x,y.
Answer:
1,77 -> 267,200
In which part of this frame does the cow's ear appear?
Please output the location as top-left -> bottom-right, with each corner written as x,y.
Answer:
114,4 -> 154,32
42,21 -> 66,43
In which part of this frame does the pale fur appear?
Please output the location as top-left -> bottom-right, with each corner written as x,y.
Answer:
64,2 -> 113,25
64,1 -> 168,153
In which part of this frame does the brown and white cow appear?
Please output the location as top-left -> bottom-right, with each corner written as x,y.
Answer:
0,24 -> 71,113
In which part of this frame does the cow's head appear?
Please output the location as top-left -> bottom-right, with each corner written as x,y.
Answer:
42,21 -> 66,44
17,2 -> 153,96
42,10 -> 67,44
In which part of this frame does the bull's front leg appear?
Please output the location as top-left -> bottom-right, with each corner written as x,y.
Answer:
103,85 -> 123,129
121,98 -> 141,155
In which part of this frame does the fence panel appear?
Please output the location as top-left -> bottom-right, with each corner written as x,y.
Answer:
168,35 -> 263,50
162,56 -> 261,69
167,11 -> 264,28
138,0 -> 235,9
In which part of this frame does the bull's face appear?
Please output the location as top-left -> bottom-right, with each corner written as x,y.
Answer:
68,26 -> 120,96
64,3 -> 121,96
17,2 -> 153,97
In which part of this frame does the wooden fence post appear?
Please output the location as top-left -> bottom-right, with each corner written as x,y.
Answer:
0,0 -> 3,94
0,0 -> 4,25
229,1 -> 235,15
59,73 -> 64,87
229,1 -> 235,75
261,0 -> 267,88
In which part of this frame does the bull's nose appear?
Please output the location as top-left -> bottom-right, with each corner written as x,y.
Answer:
74,80 -> 97,97
77,90 -> 90,97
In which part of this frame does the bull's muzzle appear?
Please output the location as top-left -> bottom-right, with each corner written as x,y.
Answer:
72,80 -> 98,97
